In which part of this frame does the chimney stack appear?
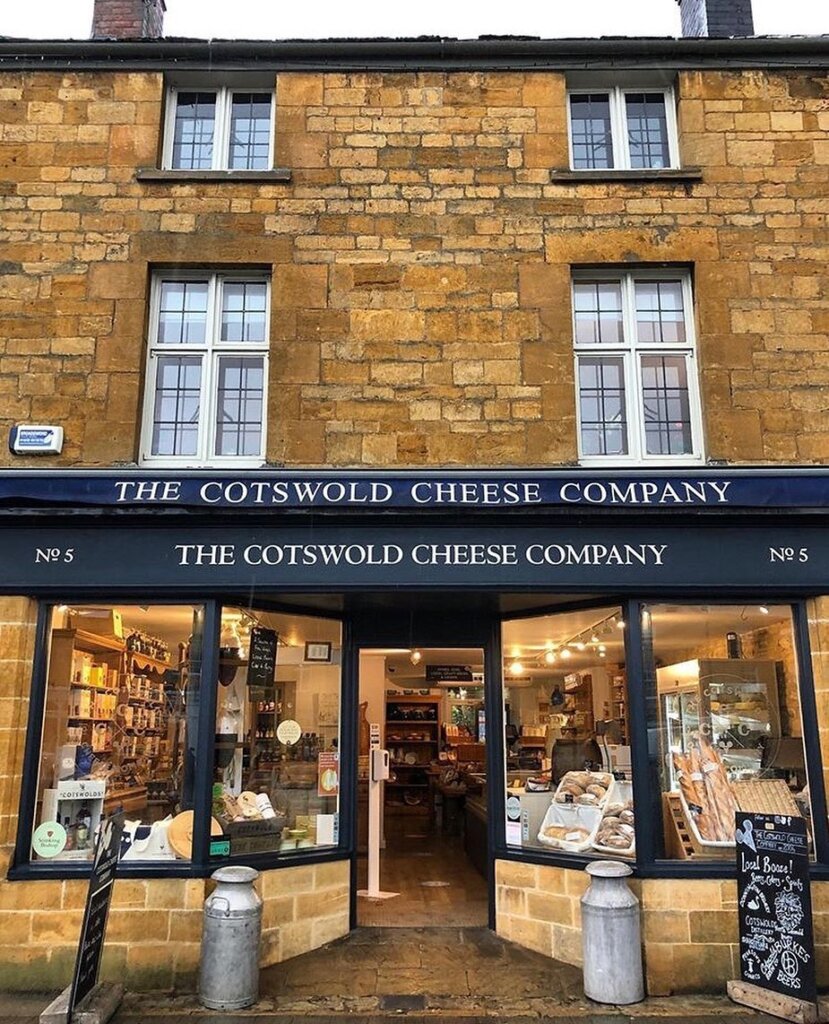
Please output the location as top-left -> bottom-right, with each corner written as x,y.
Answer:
676,0 -> 754,37
91,0 -> 166,39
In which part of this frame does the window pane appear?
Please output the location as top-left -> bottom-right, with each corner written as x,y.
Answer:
151,356 -> 202,456
221,281 -> 267,343
212,608 -> 342,858
229,93 -> 272,170
33,604 -> 204,863
635,280 -> 686,344
172,92 -> 216,170
578,357 -> 628,456
501,606 -> 633,859
158,281 -> 209,345
573,281 -> 623,345
214,356 -> 264,457
569,94 -> 614,169
645,604 -> 814,861
640,355 -> 693,455
625,92 -> 670,169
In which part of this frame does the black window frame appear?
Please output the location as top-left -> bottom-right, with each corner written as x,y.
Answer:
10,595 -> 351,881
493,594 -> 829,880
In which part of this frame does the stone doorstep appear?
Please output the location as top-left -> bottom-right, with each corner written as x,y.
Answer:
109,991 -> 788,1018
5,990 -> 811,1021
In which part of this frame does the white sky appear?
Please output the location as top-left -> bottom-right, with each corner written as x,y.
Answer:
0,0 -> 827,40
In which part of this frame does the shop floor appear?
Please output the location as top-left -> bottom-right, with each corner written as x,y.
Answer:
355,831 -> 489,927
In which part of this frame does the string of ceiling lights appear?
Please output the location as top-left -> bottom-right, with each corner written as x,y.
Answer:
506,611 -> 626,677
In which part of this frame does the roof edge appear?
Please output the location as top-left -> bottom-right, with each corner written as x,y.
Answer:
0,34 -> 827,71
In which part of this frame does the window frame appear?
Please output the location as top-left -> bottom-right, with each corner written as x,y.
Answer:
572,268 -> 704,466
567,86 -> 680,172
12,596 -> 350,880
140,271 -> 270,469
161,85 -> 275,172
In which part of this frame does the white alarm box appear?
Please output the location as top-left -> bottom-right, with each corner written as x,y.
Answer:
9,424 -> 64,454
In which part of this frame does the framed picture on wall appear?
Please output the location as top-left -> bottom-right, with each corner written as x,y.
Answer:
304,641 -> 332,663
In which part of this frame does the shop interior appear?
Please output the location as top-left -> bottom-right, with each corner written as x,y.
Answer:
359,599 -> 814,924
31,596 -> 815,886
34,603 -> 342,863
501,601 -> 812,863
356,647 -> 490,928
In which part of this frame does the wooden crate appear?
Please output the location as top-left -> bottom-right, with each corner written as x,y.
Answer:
663,792 -> 733,860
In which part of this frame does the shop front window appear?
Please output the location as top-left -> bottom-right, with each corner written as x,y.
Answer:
211,607 -> 342,858
501,605 -> 634,859
33,603 -> 203,863
644,604 -> 814,861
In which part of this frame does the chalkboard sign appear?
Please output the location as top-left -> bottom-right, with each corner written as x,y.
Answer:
70,812 -> 124,1012
736,812 -> 815,1003
247,627 -> 277,688
425,664 -> 473,682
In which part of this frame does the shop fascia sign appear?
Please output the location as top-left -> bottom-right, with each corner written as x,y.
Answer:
1,469 -> 829,511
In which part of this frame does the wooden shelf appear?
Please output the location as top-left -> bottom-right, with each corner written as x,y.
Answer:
385,693 -> 440,819
68,683 -> 119,695
54,628 -> 125,655
129,651 -> 173,674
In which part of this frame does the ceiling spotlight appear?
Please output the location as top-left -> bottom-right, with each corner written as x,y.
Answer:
759,605 -> 770,615
560,648 -> 572,659
409,649 -> 422,665
509,660 -> 525,676
544,649 -> 557,665
591,633 -> 599,643
599,651 -> 606,658
576,641 -> 586,651
598,644 -> 606,653
616,618 -> 626,629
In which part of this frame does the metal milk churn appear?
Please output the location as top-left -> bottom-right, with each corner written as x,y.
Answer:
199,865 -> 263,1010
580,860 -> 644,1005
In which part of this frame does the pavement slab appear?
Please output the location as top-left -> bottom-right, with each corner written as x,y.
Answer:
0,927 -> 794,1024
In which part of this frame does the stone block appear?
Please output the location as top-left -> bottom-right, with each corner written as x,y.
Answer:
261,864 -> 315,899
274,264 -> 328,309
30,909 -> 83,944
277,918 -> 314,962
104,909 -> 170,944
496,884 -> 527,917
262,894 -> 295,930
124,944 -> 177,989
526,891 -> 573,926
668,941 -> 735,993
641,878 -> 724,911
278,74 -> 324,107
643,909 -> 691,944
311,909 -> 349,949
507,915 -> 553,958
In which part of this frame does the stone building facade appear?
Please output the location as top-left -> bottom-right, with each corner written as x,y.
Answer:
1,54 -> 828,469
1,0 -> 828,997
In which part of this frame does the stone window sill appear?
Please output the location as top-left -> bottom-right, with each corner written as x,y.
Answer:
136,168 -> 293,183
550,167 -> 703,184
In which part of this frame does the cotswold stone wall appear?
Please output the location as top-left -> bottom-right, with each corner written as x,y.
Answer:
495,861 -> 829,995
0,67 -> 827,467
